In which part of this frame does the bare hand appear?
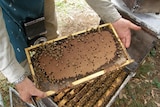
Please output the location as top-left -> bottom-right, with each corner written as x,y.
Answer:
112,18 -> 141,48
15,77 -> 46,103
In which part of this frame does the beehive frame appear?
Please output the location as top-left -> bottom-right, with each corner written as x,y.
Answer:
25,23 -> 133,95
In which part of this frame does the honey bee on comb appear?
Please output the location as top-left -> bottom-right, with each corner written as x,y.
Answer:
25,23 -> 133,93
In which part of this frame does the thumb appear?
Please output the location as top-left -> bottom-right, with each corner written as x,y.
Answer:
129,22 -> 141,30
31,88 -> 47,98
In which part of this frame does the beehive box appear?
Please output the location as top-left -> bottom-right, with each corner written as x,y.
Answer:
25,23 -> 133,94
51,69 -> 127,107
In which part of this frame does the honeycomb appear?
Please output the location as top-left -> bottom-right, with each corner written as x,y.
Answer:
39,30 -> 116,80
25,24 -> 132,92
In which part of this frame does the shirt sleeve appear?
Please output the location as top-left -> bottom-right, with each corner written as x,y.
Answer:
85,0 -> 122,23
0,7 -> 25,83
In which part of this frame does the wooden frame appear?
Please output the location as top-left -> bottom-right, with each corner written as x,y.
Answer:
25,23 -> 134,96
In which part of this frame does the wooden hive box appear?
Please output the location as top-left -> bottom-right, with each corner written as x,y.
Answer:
51,69 -> 128,107
25,23 -> 133,95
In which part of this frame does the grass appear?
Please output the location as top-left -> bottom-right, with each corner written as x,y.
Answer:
112,52 -> 160,107
152,78 -> 160,89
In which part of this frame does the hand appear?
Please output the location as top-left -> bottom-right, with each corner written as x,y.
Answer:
15,77 -> 46,103
112,18 -> 141,48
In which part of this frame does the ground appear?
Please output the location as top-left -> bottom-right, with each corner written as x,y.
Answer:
0,0 -> 160,107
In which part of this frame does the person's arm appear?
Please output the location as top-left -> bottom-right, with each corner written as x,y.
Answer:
85,0 -> 141,48
0,8 -> 46,103
0,8 -> 25,84
85,0 -> 121,23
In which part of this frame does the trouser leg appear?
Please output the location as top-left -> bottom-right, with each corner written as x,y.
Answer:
44,0 -> 58,40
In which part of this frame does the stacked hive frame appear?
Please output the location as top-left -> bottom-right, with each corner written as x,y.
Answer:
51,69 -> 128,107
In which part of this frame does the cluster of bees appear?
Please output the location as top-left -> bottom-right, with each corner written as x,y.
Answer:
29,27 -> 124,91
